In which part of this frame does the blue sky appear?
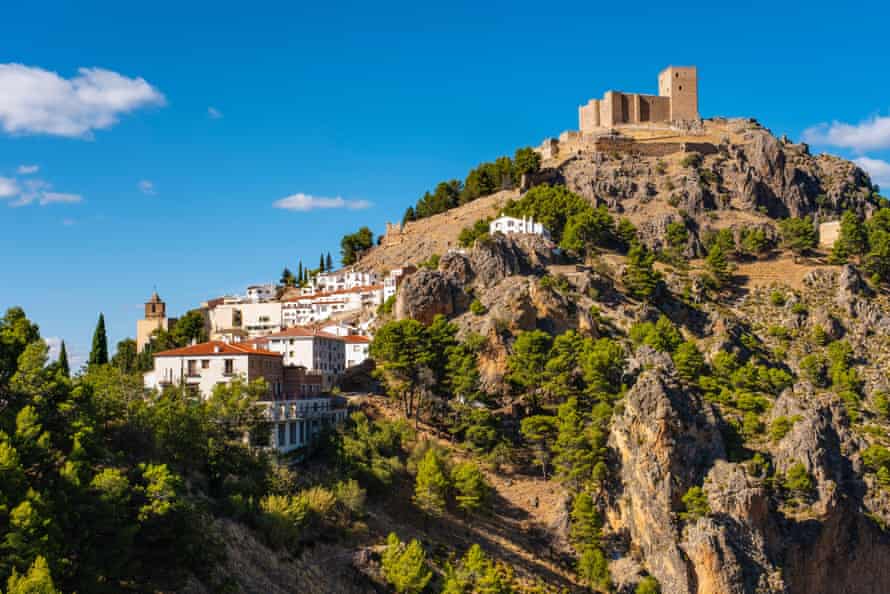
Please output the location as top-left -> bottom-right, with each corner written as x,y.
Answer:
2,0 -> 890,367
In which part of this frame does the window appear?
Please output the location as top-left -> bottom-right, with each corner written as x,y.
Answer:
289,421 -> 297,445
187,360 -> 198,376
278,424 -> 286,447
224,359 -> 234,375
201,359 -> 210,369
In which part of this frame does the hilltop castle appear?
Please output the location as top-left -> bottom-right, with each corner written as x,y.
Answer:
578,66 -> 699,132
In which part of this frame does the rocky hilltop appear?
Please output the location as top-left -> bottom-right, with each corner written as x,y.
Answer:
351,118 -> 890,593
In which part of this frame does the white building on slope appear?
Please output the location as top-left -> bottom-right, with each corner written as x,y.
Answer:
489,215 -> 551,240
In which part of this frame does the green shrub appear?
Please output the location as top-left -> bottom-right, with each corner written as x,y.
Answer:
862,444 -> 890,473
874,391 -> 890,418
673,341 -> 706,382
769,290 -> 786,307
783,462 -> 814,498
469,299 -> 486,316
769,415 -> 801,441
679,486 -> 710,520
420,253 -> 440,269
680,152 -> 703,168
799,354 -> 828,387
378,294 -> 396,315
811,324 -> 829,346
458,217 -> 492,247
666,221 -> 689,249
767,326 -> 790,340
636,576 -> 661,594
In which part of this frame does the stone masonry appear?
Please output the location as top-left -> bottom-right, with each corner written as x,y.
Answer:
579,66 -> 699,133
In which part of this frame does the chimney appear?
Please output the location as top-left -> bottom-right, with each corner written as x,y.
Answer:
213,345 -> 221,353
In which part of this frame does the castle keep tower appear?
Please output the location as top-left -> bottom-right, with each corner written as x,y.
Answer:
137,291 -> 171,353
658,66 -> 698,122
578,65 -> 699,133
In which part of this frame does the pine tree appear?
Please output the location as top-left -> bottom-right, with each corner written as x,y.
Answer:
326,252 -> 333,271
414,448 -> 449,515
6,555 -> 60,594
280,267 -> 296,287
89,313 -> 109,366
58,340 -> 70,377
381,533 -> 432,594
624,244 -> 660,300
705,243 -> 733,287
403,206 -> 416,225
831,210 -> 869,264
570,492 -> 602,547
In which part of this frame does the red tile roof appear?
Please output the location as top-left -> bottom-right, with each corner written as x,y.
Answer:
153,340 -> 282,358
264,326 -> 343,340
342,335 -> 371,343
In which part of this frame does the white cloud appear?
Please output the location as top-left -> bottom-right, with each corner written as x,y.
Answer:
273,192 -> 373,212
6,178 -> 83,208
17,164 -> 38,175
39,192 -> 82,205
138,179 -> 155,195
0,176 -> 18,198
0,63 -> 166,138
855,157 -> 890,188
803,114 -> 890,152
207,106 -> 223,119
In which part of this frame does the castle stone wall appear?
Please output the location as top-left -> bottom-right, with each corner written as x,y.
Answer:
580,66 -> 699,131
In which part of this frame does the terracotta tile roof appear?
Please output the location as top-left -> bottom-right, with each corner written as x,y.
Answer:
342,335 -> 371,343
264,326 -> 343,340
153,340 -> 281,358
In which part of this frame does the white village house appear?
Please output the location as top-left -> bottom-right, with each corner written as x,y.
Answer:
142,340 -> 346,453
489,215 -> 551,240
258,327 -> 347,389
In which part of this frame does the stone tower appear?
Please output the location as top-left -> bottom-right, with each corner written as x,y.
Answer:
145,291 -> 166,319
658,66 -> 699,122
137,291 -> 171,353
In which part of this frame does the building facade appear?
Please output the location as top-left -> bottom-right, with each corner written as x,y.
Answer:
266,396 -> 348,454
208,300 -> 283,340
143,341 -> 284,398
579,66 -> 699,133
343,334 -> 371,368
304,270 -> 379,295
489,215 -> 552,240
383,265 -> 417,301
261,327 -> 346,389
281,285 -> 383,327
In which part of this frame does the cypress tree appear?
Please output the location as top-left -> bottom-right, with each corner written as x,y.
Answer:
58,340 -> 70,377
89,313 -> 109,366
297,261 -> 303,284
326,252 -> 333,271
319,253 -> 325,272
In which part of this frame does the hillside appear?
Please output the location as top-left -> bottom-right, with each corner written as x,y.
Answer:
338,117 -> 890,593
